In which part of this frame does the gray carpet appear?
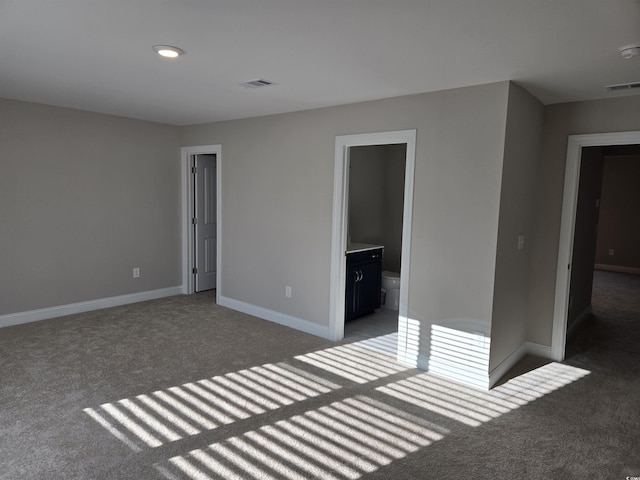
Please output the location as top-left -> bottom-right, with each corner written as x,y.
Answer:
1,273 -> 639,480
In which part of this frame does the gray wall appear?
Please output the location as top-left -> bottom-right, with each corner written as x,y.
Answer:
0,98 -> 182,315
182,82 -> 511,368
348,145 -> 386,247
595,155 -> 640,269
489,83 -> 544,371
349,144 -> 406,272
3,82 -> 637,383
527,95 -> 640,346
382,144 -> 407,273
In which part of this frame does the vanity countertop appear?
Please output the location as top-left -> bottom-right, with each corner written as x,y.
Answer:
346,242 -> 384,254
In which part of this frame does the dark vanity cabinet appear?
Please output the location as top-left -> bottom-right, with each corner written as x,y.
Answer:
345,248 -> 383,321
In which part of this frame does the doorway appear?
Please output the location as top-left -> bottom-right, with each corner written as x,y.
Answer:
344,144 -> 406,340
181,145 -> 222,296
329,130 -> 416,360
193,154 -> 217,292
553,131 -> 640,360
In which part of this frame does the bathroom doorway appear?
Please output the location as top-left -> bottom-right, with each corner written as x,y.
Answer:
329,130 -> 416,358
344,144 -> 406,341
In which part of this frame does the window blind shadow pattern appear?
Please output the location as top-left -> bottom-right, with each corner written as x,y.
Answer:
294,334 -> 409,384
155,395 -> 446,480
377,361 -> 590,427
84,362 -> 341,451
84,330 -> 591,480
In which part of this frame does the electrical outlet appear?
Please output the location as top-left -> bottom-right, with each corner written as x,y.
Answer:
608,249 -> 615,256
285,286 -> 292,298
132,267 -> 140,278
517,234 -> 525,251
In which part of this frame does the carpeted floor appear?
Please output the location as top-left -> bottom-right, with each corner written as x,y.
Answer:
1,272 -> 639,480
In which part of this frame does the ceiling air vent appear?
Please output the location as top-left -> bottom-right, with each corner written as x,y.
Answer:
605,82 -> 640,92
237,79 -> 276,88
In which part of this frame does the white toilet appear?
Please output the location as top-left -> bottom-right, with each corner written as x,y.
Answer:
381,271 -> 401,310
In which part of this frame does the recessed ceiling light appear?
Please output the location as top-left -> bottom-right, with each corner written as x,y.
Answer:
618,44 -> 640,59
153,45 -> 185,58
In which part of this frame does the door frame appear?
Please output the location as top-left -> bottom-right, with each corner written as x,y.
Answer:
181,145 -> 222,295
329,129 -> 417,346
552,131 -> 640,360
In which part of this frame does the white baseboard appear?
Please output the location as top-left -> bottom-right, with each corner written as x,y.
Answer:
396,340 -> 556,391
487,341 -> 555,388
487,341 -> 556,388
216,294 -> 332,340
0,286 -> 183,329
594,264 -> 640,275
525,341 -> 553,358
401,351 -> 491,391
488,343 -> 527,388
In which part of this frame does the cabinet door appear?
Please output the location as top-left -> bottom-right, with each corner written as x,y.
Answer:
345,265 -> 359,321
357,261 -> 382,315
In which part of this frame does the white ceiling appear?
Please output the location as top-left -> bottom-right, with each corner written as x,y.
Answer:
2,0 -> 640,126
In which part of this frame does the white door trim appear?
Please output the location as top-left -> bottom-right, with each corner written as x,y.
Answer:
553,131 -> 640,360
181,145 -> 222,295
329,130 -> 417,347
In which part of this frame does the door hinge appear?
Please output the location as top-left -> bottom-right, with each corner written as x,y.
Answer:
192,166 -> 197,174
192,217 -> 197,225
192,267 -> 198,274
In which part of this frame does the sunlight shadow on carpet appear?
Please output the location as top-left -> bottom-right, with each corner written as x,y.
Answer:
156,396 -> 446,480
84,333 -> 590,480
83,362 -> 341,451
